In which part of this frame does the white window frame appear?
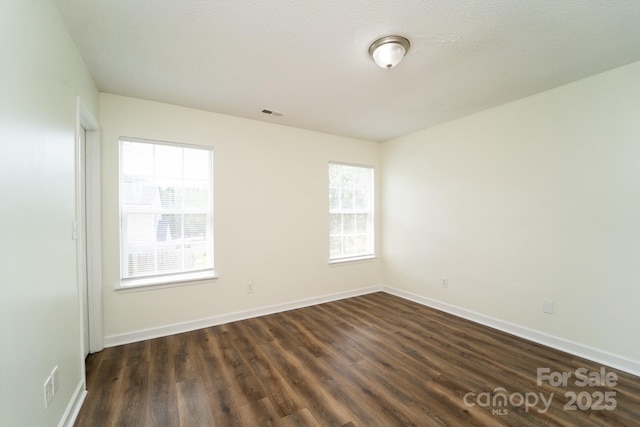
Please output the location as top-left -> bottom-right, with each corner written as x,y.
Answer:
329,162 -> 375,264
118,137 -> 216,290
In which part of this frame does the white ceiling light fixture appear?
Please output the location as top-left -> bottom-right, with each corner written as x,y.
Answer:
369,35 -> 410,69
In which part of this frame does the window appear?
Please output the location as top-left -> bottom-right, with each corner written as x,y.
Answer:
329,162 -> 374,262
119,138 -> 214,287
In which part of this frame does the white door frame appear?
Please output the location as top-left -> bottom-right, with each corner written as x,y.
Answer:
76,96 -> 103,355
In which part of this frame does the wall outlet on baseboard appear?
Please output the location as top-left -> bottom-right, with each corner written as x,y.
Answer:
441,277 -> 448,288
43,365 -> 60,409
247,283 -> 255,294
51,366 -> 59,394
43,375 -> 53,408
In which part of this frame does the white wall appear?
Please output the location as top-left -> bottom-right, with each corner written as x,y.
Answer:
0,1 -> 99,426
100,94 -> 382,339
383,60 -> 640,364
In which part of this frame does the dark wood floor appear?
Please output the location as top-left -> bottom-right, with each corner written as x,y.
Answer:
75,292 -> 640,426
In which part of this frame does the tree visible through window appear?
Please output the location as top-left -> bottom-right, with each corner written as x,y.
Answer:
329,162 -> 374,261
120,138 -> 213,284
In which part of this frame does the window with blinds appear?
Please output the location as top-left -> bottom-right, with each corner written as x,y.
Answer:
329,162 -> 374,261
119,138 -> 214,286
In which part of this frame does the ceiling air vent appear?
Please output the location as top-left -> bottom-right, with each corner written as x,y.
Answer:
261,109 -> 285,117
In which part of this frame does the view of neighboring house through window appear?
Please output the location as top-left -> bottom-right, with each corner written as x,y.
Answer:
329,162 -> 374,261
120,138 -> 214,286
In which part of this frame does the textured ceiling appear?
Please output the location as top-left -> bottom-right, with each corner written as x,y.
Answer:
55,0 -> 640,142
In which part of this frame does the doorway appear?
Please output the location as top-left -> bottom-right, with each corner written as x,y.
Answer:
78,126 -> 90,357
76,97 -> 102,358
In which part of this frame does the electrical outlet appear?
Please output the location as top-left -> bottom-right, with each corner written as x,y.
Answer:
44,376 -> 53,408
51,366 -> 59,394
542,299 -> 553,314
247,283 -> 255,294
441,277 -> 448,288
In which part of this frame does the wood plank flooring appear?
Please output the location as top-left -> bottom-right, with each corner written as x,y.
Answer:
75,292 -> 640,426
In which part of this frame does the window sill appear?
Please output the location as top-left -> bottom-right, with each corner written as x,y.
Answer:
328,255 -> 377,266
117,270 -> 218,292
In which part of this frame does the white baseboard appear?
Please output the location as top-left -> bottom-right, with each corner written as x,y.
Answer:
104,285 -> 383,347
102,283 -> 639,377
383,286 -> 640,377
59,380 -> 87,427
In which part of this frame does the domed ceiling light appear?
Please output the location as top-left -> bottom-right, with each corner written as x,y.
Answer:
368,35 -> 410,69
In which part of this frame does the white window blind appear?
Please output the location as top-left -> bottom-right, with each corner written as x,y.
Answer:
329,162 -> 374,261
120,138 -> 214,284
